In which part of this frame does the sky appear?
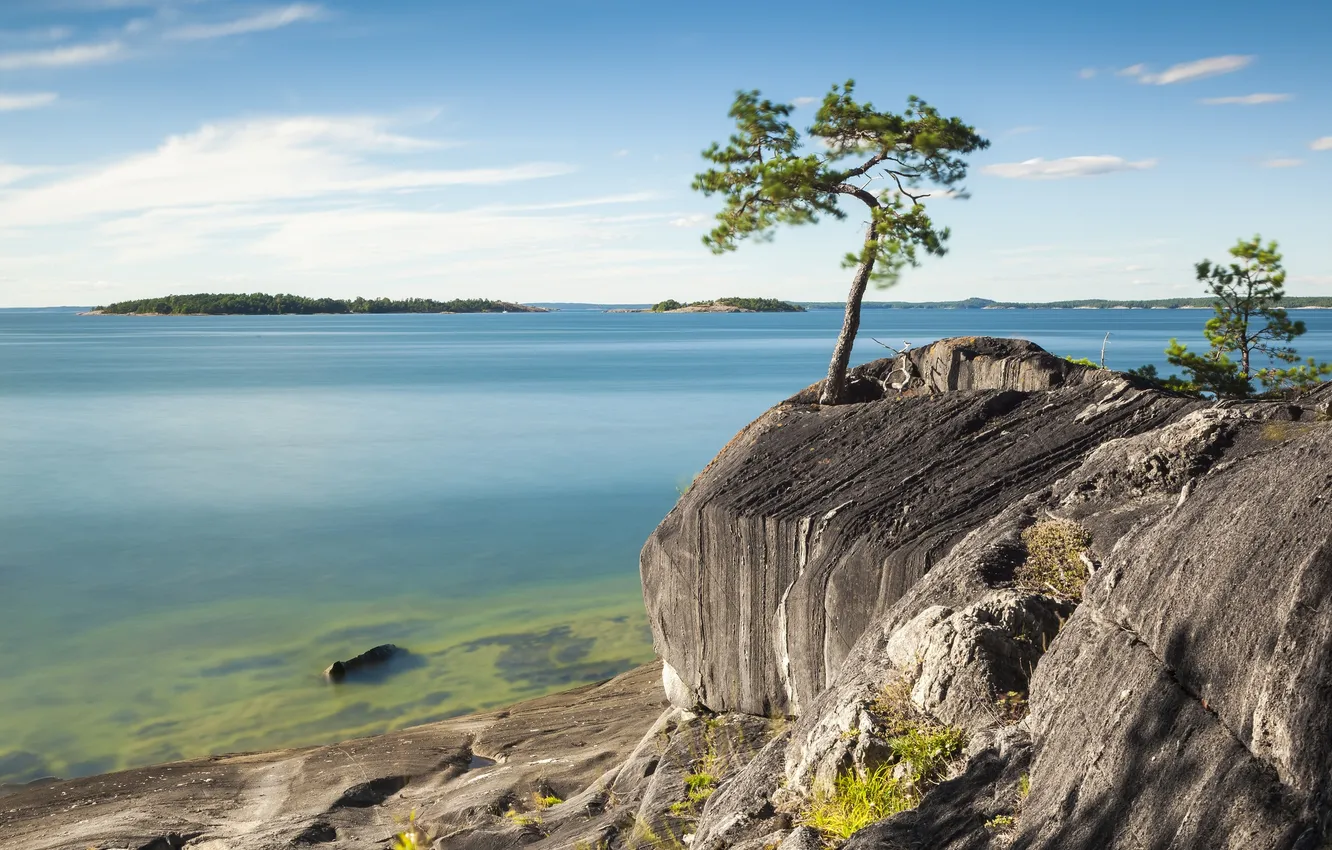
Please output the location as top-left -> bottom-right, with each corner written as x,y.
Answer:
0,0 -> 1329,307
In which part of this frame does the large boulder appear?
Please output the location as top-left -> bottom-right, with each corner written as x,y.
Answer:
641,338 -> 1199,716
690,377 -> 1332,850
1012,415 -> 1332,848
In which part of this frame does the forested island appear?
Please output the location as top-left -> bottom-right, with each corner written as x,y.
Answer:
647,297 -> 805,313
90,293 -> 547,315
804,296 -> 1332,310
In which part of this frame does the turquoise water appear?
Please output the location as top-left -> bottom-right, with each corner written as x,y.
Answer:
2,307 -> 1329,783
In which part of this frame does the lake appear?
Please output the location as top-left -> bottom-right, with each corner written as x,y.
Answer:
2,307 -> 1329,784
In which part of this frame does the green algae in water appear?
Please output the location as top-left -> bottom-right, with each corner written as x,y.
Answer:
0,576 -> 653,784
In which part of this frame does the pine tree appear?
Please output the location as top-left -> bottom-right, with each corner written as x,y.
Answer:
692,81 -> 988,404
1165,236 -> 1329,397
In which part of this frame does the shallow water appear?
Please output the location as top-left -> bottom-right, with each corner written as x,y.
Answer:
2,307 -> 1329,783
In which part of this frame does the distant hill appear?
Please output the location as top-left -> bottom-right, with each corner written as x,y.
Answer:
647,297 -> 805,313
798,296 -> 1332,310
90,293 -> 547,315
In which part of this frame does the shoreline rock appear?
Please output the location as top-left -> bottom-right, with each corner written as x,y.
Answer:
323,644 -> 402,682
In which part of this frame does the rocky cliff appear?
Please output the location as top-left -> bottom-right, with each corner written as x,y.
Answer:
666,340 -> 1332,850
5,338 -> 1330,850
641,338 -> 1200,717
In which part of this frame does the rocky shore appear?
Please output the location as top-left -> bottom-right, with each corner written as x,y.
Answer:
6,337 -> 1332,850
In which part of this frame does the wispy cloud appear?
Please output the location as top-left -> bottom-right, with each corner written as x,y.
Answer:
0,26 -> 74,42
0,165 -> 36,186
791,96 -> 817,107
0,92 -> 58,111
1200,93 -> 1291,105
0,41 -> 123,70
982,155 -> 1157,180
1120,55 -> 1254,85
1311,137 -> 1332,151
493,192 -> 658,213
166,4 -> 324,41
1078,68 -> 1097,80
1262,158 -> 1303,169
669,213 -> 710,228
0,115 -> 572,228
1005,125 -> 1039,136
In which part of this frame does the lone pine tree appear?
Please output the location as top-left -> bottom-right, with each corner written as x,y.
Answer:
692,80 -> 988,404
1163,236 -> 1330,397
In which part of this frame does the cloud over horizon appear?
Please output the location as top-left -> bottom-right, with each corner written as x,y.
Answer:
1200,93 -> 1292,105
0,41 -> 123,70
1119,55 -> 1254,85
982,155 -> 1157,180
166,4 -> 325,41
0,92 -> 58,111
0,115 -> 572,229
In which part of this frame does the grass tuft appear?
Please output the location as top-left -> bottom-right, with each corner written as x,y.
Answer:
800,722 -> 964,840
888,726 -> 966,785
391,811 -> 429,850
1015,518 -> 1093,600
995,690 -> 1029,723
870,678 -> 919,738
800,763 -> 913,839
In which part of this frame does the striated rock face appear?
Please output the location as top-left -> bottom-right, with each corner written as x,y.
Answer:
686,364 -> 1332,850
641,337 -> 1200,716
1011,415 -> 1332,848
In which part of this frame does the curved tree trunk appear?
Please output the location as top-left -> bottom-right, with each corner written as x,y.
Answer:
820,225 -> 879,405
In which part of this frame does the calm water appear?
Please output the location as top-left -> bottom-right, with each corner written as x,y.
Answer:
2,307 -> 1329,784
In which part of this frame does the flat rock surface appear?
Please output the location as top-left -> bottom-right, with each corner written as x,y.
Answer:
0,663 -> 666,850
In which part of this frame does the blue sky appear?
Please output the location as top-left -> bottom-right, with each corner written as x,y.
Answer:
0,0 -> 1328,307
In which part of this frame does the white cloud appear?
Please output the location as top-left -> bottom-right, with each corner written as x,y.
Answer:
1262,158 -> 1303,168
1311,137 -> 1332,151
1122,55 -> 1254,85
612,149 -> 629,157
1078,68 -> 1097,79
0,92 -> 58,111
1200,93 -> 1292,105
494,193 -> 658,212
1005,125 -> 1039,136
791,96 -> 817,106
0,165 -> 36,186
669,213 -> 710,228
0,41 -> 123,70
0,115 -> 573,228
166,4 -> 324,41
982,155 -> 1157,180
89,202 -> 674,276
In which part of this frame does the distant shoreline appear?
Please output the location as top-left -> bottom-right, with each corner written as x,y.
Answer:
88,294 -> 549,316
20,299 -> 1332,314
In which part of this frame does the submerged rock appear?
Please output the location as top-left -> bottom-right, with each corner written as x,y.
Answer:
323,643 -> 401,682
